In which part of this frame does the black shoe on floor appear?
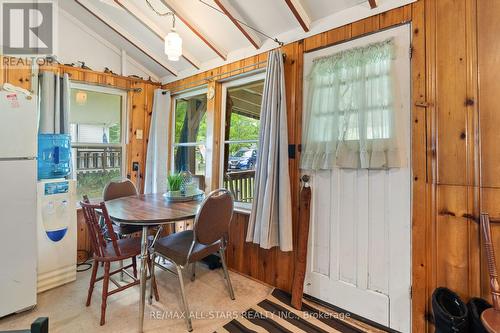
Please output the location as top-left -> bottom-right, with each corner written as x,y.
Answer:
468,297 -> 492,333
432,287 -> 469,333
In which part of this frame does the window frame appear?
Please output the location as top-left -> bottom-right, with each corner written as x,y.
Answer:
69,82 -> 129,198
170,86 -> 208,176
219,71 -> 266,212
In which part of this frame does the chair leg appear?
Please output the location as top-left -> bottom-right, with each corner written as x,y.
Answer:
148,253 -> 159,304
175,264 -> 193,332
119,260 -> 124,281
100,262 -> 110,326
191,262 -> 196,282
86,260 -> 98,306
132,256 -> 138,279
147,255 -> 160,302
219,247 -> 235,300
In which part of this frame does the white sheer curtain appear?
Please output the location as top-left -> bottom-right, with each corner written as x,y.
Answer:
246,49 -> 293,252
301,38 -> 405,170
144,89 -> 171,194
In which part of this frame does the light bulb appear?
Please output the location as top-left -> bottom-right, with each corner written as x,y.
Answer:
165,29 -> 182,61
75,90 -> 87,105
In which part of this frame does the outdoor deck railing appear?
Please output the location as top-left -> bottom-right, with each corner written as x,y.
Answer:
224,170 -> 256,203
73,146 -> 122,173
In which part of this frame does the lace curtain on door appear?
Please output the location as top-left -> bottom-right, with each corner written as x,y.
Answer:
301,38 -> 406,170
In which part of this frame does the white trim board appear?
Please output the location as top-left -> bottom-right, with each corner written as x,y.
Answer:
58,8 -> 159,82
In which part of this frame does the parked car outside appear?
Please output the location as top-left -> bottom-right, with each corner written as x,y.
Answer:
228,149 -> 257,170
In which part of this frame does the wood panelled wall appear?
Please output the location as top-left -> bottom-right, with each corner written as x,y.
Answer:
0,58 -> 33,90
164,1 -> 500,332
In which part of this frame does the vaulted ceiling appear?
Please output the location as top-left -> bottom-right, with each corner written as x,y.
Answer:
59,0 -> 415,83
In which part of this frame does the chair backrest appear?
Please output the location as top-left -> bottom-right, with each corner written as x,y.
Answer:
193,189 -> 234,246
480,213 -> 500,310
103,179 -> 138,201
80,196 -> 121,259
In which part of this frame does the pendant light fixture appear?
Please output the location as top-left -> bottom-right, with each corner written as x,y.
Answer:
164,15 -> 182,61
146,0 -> 182,61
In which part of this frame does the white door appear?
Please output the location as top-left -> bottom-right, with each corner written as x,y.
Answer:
303,25 -> 412,332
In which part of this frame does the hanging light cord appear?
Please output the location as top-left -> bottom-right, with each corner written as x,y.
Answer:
198,0 -> 283,46
145,0 -> 176,28
145,0 -> 284,46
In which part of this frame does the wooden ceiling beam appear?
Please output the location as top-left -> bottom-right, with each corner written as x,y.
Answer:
368,0 -> 378,9
75,0 -> 178,76
284,0 -> 310,32
213,0 -> 262,49
114,0 -> 201,69
161,0 -> 228,61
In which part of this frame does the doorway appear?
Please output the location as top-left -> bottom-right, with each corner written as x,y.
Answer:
303,24 -> 412,332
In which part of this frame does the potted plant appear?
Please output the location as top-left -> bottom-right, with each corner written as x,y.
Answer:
167,173 -> 183,195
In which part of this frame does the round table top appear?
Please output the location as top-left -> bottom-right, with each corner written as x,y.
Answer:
104,193 -> 202,226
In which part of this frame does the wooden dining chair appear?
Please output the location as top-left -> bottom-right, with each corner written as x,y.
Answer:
152,189 -> 235,332
480,213 -> 500,332
80,197 -> 159,326
103,179 -> 143,237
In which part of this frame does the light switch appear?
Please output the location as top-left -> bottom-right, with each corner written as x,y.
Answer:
136,129 -> 143,139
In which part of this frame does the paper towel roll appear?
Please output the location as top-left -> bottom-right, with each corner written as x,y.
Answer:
39,72 -> 55,134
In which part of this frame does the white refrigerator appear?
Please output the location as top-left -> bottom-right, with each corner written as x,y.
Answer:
0,86 -> 38,317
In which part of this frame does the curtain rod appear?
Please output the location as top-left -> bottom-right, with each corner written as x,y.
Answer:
68,79 -> 143,93
167,54 -> 285,93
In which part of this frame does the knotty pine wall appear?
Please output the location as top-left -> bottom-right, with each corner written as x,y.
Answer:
164,1 -> 500,332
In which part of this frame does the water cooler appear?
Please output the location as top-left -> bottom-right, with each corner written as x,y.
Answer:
37,134 -> 77,293
37,179 -> 77,293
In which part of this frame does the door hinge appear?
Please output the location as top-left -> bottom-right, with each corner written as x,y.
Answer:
409,285 -> 413,299
409,45 -> 414,59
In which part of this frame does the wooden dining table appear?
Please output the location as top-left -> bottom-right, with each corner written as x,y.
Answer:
104,193 -> 202,332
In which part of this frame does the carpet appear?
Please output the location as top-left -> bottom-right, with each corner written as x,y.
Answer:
215,289 -> 389,333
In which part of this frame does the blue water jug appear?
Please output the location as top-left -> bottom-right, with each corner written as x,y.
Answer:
38,134 -> 72,180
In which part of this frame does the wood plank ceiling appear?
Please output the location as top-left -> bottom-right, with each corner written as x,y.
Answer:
58,0 -> 413,82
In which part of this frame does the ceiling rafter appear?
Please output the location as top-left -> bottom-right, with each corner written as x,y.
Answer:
368,0 -> 378,9
213,0 -> 262,49
283,0 -> 310,32
75,0 -> 178,76
160,0 -> 228,61
114,0 -> 201,69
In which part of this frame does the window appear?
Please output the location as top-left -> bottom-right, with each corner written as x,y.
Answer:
301,39 -> 404,170
69,84 -> 127,199
172,90 -> 207,178
221,73 -> 265,209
